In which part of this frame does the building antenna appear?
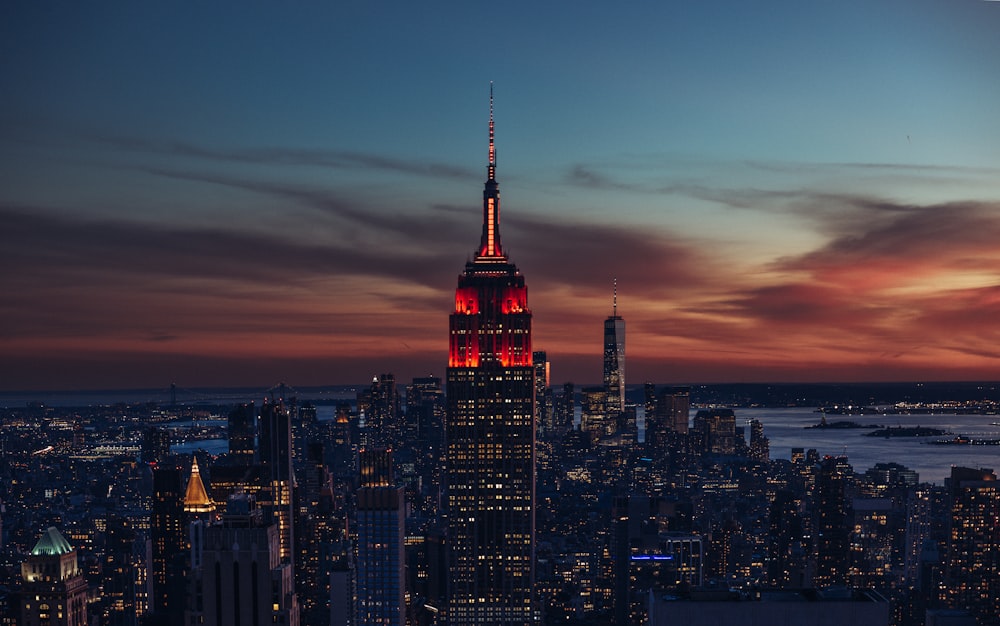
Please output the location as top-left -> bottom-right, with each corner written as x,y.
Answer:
613,278 -> 618,316
488,81 -> 496,180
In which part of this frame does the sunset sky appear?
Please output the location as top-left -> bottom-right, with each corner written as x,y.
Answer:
4,1 -> 1000,390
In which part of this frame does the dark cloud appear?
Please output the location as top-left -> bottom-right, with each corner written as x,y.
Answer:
141,167 -> 475,247
777,201 -> 1000,281
0,204 -> 460,288
92,134 -> 477,181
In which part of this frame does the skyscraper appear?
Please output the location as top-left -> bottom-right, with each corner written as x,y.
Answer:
945,466 -> 1000,622
355,449 -> 405,626
446,85 -> 535,624
227,403 -> 256,466
603,281 -> 625,417
150,464 -> 186,622
258,397 -> 295,565
533,351 -> 552,434
813,455 -> 852,588
194,494 -> 299,626
20,527 -> 89,626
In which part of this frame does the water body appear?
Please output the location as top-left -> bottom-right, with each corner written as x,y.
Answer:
172,438 -> 229,456
0,386 -> 360,408
742,407 -> 1000,485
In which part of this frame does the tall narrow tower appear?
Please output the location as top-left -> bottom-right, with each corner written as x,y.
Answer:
258,397 -> 295,565
603,280 -> 626,416
446,84 -> 535,624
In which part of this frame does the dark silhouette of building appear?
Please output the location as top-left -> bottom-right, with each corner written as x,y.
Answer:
813,455 -> 852,588
141,427 -> 171,465
748,418 -> 769,462
646,386 -> 690,449
227,403 -> 256,466
445,86 -> 535,624
557,382 -> 576,431
150,463 -> 186,622
767,490 -> 809,588
193,494 -> 299,626
19,527 -> 88,626
692,408 -> 736,455
104,515 -> 142,626
258,397 -> 295,566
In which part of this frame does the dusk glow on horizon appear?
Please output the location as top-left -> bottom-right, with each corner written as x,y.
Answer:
3,2 -> 1000,390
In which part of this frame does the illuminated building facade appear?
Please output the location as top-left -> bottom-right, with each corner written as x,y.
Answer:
945,466 -> 1000,622
446,86 -> 535,624
533,351 -> 553,434
19,527 -> 89,626
183,457 -> 215,516
603,282 -> 625,418
355,450 -> 405,626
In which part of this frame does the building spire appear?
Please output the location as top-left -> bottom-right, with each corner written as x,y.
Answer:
184,456 -> 215,514
478,82 -> 503,258
613,278 -> 618,316
488,81 -> 496,181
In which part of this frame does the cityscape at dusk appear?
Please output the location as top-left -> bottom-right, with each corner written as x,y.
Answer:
7,4 -> 1000,625
4,2 -> 1000,390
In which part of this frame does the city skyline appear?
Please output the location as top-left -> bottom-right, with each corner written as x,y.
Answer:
4,2 -> 1000,390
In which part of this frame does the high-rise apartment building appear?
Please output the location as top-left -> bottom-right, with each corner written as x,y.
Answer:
603,282 -> 625,417
945,466 -> 1000,622
446,86 -> 535,624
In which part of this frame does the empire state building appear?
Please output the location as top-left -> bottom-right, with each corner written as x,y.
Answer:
446,86 -> 535,624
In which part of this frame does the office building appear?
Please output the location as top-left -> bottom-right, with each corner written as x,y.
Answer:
19,527 -> 89,626
533,351 -> 553,434
446,86 -> 535,623
194,494 -> 299,626
603,281 -> 625,417
258,397 -> 295,565
355,449 -> 405,626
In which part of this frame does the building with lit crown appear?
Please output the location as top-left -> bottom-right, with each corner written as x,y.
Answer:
446,85 -> 535,624
19,527 -> 88,626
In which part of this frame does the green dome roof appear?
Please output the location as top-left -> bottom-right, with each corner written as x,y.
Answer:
30,526 -> 73,556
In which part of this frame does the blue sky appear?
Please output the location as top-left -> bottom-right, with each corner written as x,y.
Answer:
3,1 -> 1000,389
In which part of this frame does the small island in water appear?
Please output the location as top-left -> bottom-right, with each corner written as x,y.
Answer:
805,413 -> 881,430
